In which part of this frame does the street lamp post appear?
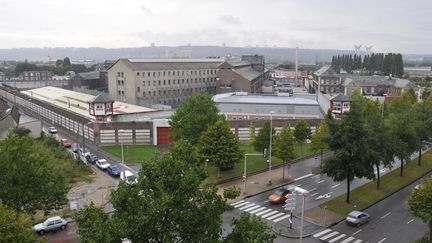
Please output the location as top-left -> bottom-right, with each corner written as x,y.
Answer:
119,129 -> 124,163
294,187 -> 309,243
244,153 -> 263,194
268,111 -> 275,185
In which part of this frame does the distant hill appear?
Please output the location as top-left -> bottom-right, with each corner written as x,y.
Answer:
0,46 -> 431,64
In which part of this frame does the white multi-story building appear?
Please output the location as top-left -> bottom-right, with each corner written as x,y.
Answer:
107,59 -> 223,107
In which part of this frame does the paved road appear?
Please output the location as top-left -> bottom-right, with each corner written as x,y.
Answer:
311,172 -> 431,243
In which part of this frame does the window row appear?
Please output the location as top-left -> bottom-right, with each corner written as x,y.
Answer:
142,77 -> 215,86
139,87 -> 216,97
137,69 -> 217,77
117,80 -> 124,85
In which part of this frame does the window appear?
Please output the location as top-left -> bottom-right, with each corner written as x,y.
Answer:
137,72 -> 140,76
343,103 -> 350,109
153,72 -> 156,77
143,72 -> 145,76
148,72 -> 150,77
118,91 -> 121,95
158,80 -> 161,85
121,80 -> 124,85
158,71 -> 161,76
163,80 -> 166,85
148,81 -> 151,86
153,80 -> 156,85
168,71 -> 171,76
168,80 -> 170,85
333,103 -> 341,111
137,87 -> 140,92
117,72 -> 120,77
143,81 -> 145,86
117,80 -> 121,85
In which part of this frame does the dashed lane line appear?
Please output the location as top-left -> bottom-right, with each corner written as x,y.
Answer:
377,238 -> 386,243
352,229 -> 362,236
310,192 -> 319,197
381,212 -> 391,219
294,173 -> 313,181
407,219 -> 415,224
353,240 -> 362,243
331,183 -> 341,188
318,180 -> 326,183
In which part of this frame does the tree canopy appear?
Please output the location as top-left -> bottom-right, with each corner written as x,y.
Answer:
408,177 -> 432,241
198,118 -> 242,170
293,120 -> 311,144
170,93 -> 220,145
310,120 -> 329,169
0,134 -> 68,215
253,121 -> 275,156
0,202 -> 35,243
223,213 -> 276,243
273,124 -> 295,180
75,202 -> 114,243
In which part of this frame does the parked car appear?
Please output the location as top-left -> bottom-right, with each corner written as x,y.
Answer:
72,143 -> 80,153
86,154 -> 99,164
346,210 -> 370,227
78,148 -> 91,157
269,188 -> 292,204
107,165 -> 123,177
96,159 -> 110,170
32,216 -> 67,235
47,127 -> 58,134
120,170 -> 138,185
59,138 -> 72,148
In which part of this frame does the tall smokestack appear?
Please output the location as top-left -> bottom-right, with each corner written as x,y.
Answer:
295,47 -> 299,83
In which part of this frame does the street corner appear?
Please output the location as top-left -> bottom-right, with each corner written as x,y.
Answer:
300,206 -> 345,227
271,213 -> 321,239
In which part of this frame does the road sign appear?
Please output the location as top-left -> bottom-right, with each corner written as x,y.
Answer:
284,196 -> 297,211
242,175 -> 247,182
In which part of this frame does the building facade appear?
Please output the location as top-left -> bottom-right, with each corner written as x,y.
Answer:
107,58 -> 223,107
20,71 -> 53,81
311,66 -> 343,94
216,55 -> 268,94
0,72 -> 5,81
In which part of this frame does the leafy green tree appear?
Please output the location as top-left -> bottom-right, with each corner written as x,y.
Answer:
198,118 -> 242,171
0,202 -> 35,243
223,186 -> 241,200
273,124 -> 294,180
75,202 -> 114,243
0,134 -> 68,215
248,122 -> 256,151
11,127 -> 31,137
388,92 -> 419,176
408,177 -> 432,241
323,102 -> 374,203
170,93 -> 220,145
253,121 -> 275,156
412,95 -> 432,166
63,57 -> 71,66
108,141 -> 230,242
223,213 -> 276,243
293,119 -> 311,155
310,120 -> 329,169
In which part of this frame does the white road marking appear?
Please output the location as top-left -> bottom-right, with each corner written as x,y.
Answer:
313,229 -> 332,238
340,236 -> 356,243
233,202 -> 250,208
381,212 -> 391,219
352,229 -> 362,235
255,209 -> 272,216
320,231 -> 339,241
309,188 -> 317,192
239,203 -> 256,210
263,200 -> 270,203
318,180 -> 326,183
294,173 -> 313,181
230,200 -> 244,206
329,234 -> 346,243
407,219 -> 415,224
377,238 -> 386,243
243,205 -> 261,212
296,184 -> 303,187
273,214 -> 291,223
261,211 -> 279,218
249,207 -> 267,214
311,192 -> 319,197
267,212 -> 285,220
353,240 -> 363,243
331,183 -> 341,188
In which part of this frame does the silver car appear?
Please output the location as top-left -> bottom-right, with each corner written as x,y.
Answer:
33,216 -> 67,235
346,210 -> 370,226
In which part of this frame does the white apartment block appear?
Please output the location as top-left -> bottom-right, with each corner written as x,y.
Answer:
107,59 -> 223,107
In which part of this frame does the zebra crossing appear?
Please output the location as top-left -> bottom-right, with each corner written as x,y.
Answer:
230,200 -> 291,223
313,228 -> 363,243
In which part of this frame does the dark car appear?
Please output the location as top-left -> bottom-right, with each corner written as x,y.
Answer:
269,188 -> 292,204
107,165 -> 123,177
72,143 -> 80,153
86,154 -> 99,164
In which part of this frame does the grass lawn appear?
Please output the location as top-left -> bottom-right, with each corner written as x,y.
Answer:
320,150 -> 432,216
102,145 -> 158,163
101,143 -> 315,183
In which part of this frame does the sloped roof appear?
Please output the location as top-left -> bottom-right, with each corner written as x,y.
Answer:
344,76 -> 418,90
77,71 -> 100,80
233,66 -> 262,81
330,93 -> 350,102
313,66 -> 338,77
89,93 -> 114,103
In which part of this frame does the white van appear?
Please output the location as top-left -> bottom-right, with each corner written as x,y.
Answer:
120,170 -> 138,185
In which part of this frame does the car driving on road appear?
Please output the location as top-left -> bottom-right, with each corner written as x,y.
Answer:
47,127 -> 58,134
346,210 -> 370,227
59,138 -> 72,148
269,188 -> 292,204
32,216 -> 67,235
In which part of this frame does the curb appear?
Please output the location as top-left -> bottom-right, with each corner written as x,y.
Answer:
271,215 -> 315,239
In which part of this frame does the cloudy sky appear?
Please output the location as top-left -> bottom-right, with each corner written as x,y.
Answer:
0,0 -> 430,53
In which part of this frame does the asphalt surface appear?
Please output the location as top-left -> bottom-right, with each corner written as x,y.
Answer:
310,172 -> 431,243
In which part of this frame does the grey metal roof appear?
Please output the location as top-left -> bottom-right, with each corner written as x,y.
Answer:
113,58 -> 224,71
313,66 -> 338,77
89,93 -> 114,103
227,60 -> 251,67
77,71 -> 100,80
330,93 -> 350,102
213,93 -> 318,105
233,66 -> 262,81
344,76 -> 417,89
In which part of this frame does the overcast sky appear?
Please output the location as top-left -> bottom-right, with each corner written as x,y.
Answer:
0,0 -> 430,53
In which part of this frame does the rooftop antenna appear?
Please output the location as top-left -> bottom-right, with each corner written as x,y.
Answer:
365,46 -> 373,55
354,45 -> 362,55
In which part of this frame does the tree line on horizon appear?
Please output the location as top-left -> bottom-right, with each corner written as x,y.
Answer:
331,53 -> 404,77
